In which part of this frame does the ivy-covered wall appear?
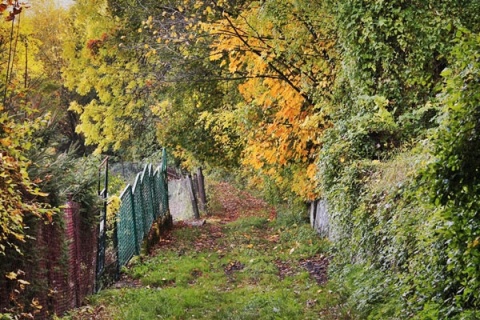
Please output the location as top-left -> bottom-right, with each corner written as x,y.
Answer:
318,1 -> 480,318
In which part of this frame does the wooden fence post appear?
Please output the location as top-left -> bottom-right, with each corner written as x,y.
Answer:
309,200 -> 317,228
186,174 -> 200,219
196,167 -> 207,213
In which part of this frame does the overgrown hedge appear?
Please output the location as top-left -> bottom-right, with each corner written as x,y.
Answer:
318,1 -> 480,318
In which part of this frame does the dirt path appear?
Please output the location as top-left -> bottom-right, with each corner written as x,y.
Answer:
148,181 -> 328,294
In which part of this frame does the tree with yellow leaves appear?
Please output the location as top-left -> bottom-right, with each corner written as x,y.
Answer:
64,0 -> 338,200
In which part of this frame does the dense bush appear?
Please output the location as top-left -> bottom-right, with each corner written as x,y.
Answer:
422,30 -> 480,317
318,1 -> 480,318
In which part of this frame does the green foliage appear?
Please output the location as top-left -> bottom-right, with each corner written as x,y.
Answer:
29,149 -> 102,216
152,80 -> 244,169
421,29 -> 480,317
319,1 -> 480,318
335,265 -> 401,319
333,0 -> 450,108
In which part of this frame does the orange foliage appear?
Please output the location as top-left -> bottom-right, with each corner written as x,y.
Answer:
205,2 -> 336,200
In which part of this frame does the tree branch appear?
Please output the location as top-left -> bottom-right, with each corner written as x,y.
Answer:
222,14 -> 313,105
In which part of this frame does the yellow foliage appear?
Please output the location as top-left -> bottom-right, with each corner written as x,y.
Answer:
0,107 -> 55,255
202,0 -> 337,200
107,195 -> 121,220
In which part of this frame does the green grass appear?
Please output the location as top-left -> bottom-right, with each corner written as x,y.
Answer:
62,211 -> 354,320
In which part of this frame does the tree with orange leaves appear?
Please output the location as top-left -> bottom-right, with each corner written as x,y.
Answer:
201,0 -> 337,199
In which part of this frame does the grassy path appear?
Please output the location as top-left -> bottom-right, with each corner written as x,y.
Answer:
64,182 -> 352,319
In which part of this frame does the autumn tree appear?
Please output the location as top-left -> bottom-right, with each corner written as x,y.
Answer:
61,0 -> 155,159
193,0 -> 337,199
63,0 -> 246,166
26,0 -> 88,152
111,0 -> 338,198
62,0 -> 339,200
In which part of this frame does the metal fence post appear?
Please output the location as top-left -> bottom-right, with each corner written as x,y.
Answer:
161,148 -> 169,215
95,157 -> 109,293
130,188 -> 140,255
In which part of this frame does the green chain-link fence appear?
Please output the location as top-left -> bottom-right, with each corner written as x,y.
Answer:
116,149 -> 169,267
